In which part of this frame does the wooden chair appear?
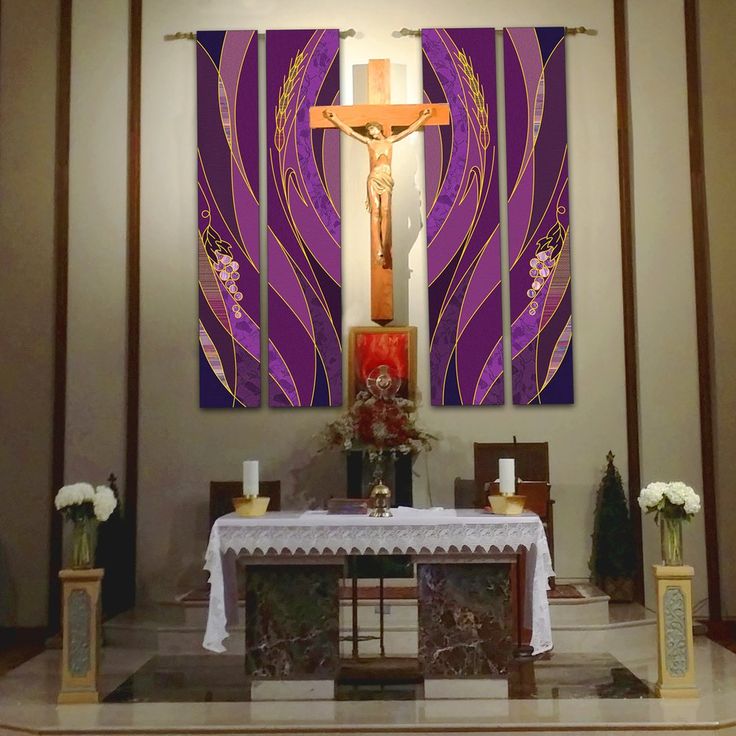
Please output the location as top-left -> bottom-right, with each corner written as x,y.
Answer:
209,480 -> 281,527
473,442 -> 555,570
453,477 -> 478,508
473,442 -> 549,500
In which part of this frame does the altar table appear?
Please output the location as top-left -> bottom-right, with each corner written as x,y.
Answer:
203,509 -> 555,662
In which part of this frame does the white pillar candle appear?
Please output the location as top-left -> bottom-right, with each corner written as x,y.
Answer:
243,460 -> 259,496
499,458 -> 516,496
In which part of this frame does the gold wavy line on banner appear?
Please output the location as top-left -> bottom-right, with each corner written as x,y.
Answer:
427,43 -> 495,344
268,148 -> 340,352
269,41 -> 341,379
541,315 -> 572,391
456,231 -> 502,339
526,316 -> 572,405
269,215 -> 336,406
199,320 -> 250,408
271,53 -> 341,331
423,40 -> 451,216
197,190 -> 261,368
508,34 -> 566,270
228,34 -> 261,259
428,41 -> 503,403
292,32 -> 342,288
198,43 -> 259,278
198,150 -> 256,272
198,274 -> 260,361
447,100 -> 499,366
507,30 -> 563,205
504,31 -> 534,199
228,32 -> 255,191
423,86 -> 446,215
199,320 -> 232,394
478,334 -> 505,404
426,29 -> 471,253
198,310 -> 238,412
442,235 -> 503,403
311,43 -> 341,219
509,150 -> 567,272
533,220 -> 570,399
267,224 -> 316,339
267,337 -> 299,407
198,38 -> 257,203
507,41 -> 538,268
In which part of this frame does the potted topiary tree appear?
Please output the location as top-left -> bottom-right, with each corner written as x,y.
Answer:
589,451 -> 637,602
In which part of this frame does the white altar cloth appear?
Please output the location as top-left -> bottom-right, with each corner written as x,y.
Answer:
203,509 -> 555,655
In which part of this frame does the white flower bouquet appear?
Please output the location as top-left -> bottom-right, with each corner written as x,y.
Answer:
637,481 -> 701,521
55,482 -> 118,568
638,481 -> 701,565
55,482 -> 118,522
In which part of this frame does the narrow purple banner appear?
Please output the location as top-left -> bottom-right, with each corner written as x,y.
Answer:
267,30 -> 342,407
197,31 -> 261,408
505,28 -> 573,405
423,28 -> 503,406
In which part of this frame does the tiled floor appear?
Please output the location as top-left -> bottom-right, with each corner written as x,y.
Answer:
103,652 -> 651,703
2,608 -> 736,735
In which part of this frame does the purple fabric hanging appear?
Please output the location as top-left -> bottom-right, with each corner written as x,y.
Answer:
266,30 -> 342,407
423,28 -> 504,406
197,31 -> 261,407
505,28 -> 573,405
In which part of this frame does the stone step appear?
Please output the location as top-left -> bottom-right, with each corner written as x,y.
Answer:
104,581 -> 641,656
161,581 -> 611,628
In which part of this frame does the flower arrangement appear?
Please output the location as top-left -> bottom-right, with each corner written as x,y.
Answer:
638,481 -> 701,566
638,481 -> 701,521
321,391 -> 434,461
55,483 -> 118,568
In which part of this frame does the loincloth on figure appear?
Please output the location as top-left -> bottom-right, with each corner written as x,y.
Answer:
366,163 -> 394,212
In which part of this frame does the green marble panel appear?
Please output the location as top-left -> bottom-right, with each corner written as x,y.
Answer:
418,562 -> 513,677
245,564 -> 340,679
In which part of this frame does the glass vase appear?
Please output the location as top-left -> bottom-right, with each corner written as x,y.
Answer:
71,518 -> 96,570
660,516 -> 683,566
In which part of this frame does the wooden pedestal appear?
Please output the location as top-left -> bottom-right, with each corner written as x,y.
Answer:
58,568 -> 104,704
654,564 -> 699,698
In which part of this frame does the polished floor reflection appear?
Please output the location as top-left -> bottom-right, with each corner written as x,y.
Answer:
104,652 -> 651,703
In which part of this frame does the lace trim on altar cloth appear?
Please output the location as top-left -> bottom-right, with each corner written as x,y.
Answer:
203,517 -> 555,656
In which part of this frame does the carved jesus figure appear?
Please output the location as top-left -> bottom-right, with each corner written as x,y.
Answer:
322,107 -> 432,269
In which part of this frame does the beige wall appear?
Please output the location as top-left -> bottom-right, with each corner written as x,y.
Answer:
0,0 -> 59,626
0,0 -> 719,627
53,0 -> 711,616
627,0 -> 708,614
699,0 -> 736,618
65,1 -> 129,502
136,0 -> 629,603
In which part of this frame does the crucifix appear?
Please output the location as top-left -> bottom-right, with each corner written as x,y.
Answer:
310,59 -> 450,325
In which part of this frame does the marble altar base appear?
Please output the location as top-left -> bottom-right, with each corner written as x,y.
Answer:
244,562 -> 341,680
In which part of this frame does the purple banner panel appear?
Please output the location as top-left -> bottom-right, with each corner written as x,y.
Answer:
422,28 -> 503,406
267,30 -> 342,407
197,31 -> 261,408
505,28 -> 573,405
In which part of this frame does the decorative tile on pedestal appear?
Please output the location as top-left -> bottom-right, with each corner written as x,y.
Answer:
245,564 -> 340,681
58,568 -> 104,704
418,562 -> 513,681
654,564 -> 699,698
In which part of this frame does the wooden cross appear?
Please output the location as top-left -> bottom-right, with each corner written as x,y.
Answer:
310,59 -> 450,325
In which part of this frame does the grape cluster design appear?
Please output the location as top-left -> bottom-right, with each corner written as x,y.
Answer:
214,253 -> 244,319
526,249 -> 554,316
